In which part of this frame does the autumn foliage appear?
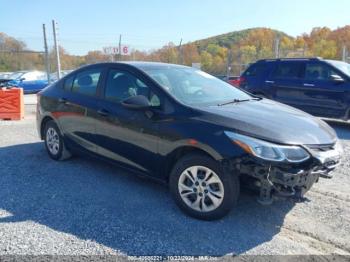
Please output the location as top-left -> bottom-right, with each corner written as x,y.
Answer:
1,26 -> 350,75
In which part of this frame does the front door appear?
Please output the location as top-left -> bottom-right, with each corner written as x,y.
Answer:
299,61 -> 348,118
94,67 -> 161,176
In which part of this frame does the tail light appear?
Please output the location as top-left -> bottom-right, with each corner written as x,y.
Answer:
229,76 -> 246,87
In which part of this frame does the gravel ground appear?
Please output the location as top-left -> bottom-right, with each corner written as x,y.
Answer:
0,96 -> 349,259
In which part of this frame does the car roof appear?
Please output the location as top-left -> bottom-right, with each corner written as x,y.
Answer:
255,57 -> 324,63
78,61 -> 190,71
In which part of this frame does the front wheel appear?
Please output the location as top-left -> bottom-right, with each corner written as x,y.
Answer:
169,154 -> 240,220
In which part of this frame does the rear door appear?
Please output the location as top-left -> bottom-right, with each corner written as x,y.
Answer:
266,61 -> 305,109
299,61 -> 348,118
55,66 -> 105,154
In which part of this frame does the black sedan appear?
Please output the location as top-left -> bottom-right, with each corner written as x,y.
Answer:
37,62 -> 342,220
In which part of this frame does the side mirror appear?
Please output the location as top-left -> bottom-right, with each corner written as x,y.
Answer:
20,77 -> 26,82
121,95 -> 151,110
330,74 -> 345,83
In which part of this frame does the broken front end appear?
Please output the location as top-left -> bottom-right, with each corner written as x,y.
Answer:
224,131 -> 342,204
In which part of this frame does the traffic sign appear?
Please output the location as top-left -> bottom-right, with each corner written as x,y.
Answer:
103,45 -> 130,55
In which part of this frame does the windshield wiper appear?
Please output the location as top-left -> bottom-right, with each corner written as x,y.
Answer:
218,98 -> 259,106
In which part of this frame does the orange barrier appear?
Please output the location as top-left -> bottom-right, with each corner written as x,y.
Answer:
0,87 -> 24,120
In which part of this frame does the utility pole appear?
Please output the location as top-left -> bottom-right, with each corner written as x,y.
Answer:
178,38 -> 183,64
42,24 -> 50,83
274,37 -> 280,58
342,45 -> 347,62
226,49 -> 232,79
118,34 -> 122,61
52,20 -> 61,79
0,36 -> 4,51
302,43 -> 306,57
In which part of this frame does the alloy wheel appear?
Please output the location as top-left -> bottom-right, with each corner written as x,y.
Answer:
46,127 -> 60,155
178,166 -> 224,212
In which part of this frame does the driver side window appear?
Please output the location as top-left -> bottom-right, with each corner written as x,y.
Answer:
305,63 -> 338,81
104,69 -> 160,106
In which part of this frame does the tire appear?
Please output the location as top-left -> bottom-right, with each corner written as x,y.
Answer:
44,120 -> 72,161
169,153 -> 240,220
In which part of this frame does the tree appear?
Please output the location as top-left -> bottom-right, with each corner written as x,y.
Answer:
200,51 -> 213,71
280,36 -> 295,57
239,45 -> 257,65
85,50 -> 110,64
313,40 -> 337,59
206,44 -> 227,59
0,32 -> 34,71
182,43 -> 200,66
211,55 -> 225,74
239,28 -> 277,59
330,26 -> 350,59
157,42 -> 179,63
49,46 -> 85,72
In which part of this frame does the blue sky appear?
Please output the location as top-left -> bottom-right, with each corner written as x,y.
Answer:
0,0 -> 349,55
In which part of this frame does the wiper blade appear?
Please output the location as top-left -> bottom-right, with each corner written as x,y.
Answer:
218,98 -> 257,106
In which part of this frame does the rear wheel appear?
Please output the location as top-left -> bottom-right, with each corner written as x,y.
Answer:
44,120 -> 72,161
169,154 -> 239,220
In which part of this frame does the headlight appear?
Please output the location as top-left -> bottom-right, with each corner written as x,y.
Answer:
224,131 -> 310,163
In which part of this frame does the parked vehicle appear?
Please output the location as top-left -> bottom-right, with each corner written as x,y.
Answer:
0,72 -> 13,79
238,58 -> 350,120
215,75 -> 240,86
7,71 -> 48,93
0,72 -> 13,87
37,62 -> 342,220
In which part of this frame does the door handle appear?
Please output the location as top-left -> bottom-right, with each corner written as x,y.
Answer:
265,80 -> 275,84
97,109 -> 109,117
303,83 -> 315,87
58,97 -> 67,104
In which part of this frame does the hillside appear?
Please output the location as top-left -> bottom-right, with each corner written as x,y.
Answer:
1,26 -> 350,75
193,27 -> 292,50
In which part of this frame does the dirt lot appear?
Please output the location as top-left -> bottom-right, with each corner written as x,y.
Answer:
0,95 -> 349,258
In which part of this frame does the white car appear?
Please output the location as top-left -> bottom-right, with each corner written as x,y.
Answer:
0,72 -> 13,79
9,71 -> 47,81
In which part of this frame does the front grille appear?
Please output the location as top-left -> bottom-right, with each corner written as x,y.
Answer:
305,143 -> 335,152
304,143 -> 340,165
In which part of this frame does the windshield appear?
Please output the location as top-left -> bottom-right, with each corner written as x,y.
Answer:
142,67 -> 251,106
327,60 -> 350,76
9,72 -> 25,80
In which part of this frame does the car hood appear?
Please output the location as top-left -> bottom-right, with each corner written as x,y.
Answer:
195,99 -> 337,145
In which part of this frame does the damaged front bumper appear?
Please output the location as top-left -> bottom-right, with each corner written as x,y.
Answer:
232,142 -> 342,204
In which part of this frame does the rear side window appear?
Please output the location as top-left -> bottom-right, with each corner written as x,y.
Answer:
304,63 -> 338,81
272,62 -> 302,79
244,63 -> 266,77
71,69 -> 102,96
